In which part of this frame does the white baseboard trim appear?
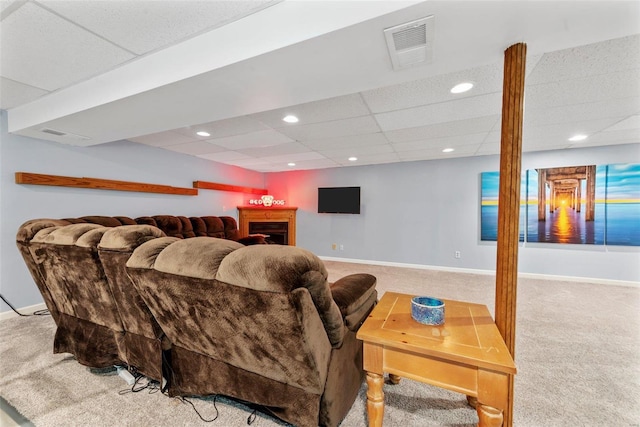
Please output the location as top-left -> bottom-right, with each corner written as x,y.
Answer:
319,256 -> 640,288
0,302 -> 48,321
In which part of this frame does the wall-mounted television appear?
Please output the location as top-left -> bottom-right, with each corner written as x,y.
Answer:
317,186 -> 361,214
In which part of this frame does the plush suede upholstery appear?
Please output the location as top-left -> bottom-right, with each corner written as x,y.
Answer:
29,223 -> 123,367
126,238 -> 377,427
17,215 -> 376,426
16,214 -> 244,370
98,225 -> 169,380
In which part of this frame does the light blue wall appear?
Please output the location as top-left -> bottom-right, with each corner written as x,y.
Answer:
2,103 -> 639,313
0,110 -> 264,311
266,143 -> 640,283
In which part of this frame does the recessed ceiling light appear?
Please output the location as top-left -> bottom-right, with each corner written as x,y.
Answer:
450,82 -> 473,94
288,162 -> 296,167
348,157 -> 358,162
282,115 -> 299,123
568,134 -> 588,142
196,131 -> 210,137
442,148 -> 455,153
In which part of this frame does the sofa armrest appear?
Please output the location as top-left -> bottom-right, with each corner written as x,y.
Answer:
330,273 -> 377,331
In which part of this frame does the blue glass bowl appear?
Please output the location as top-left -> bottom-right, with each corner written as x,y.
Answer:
411,296 -> 445,325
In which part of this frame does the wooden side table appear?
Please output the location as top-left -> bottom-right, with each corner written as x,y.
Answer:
356,292 -> 516,427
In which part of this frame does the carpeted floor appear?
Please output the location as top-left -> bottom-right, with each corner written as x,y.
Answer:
1,261 -> 638,426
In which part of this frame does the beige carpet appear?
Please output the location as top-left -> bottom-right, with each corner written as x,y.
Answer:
1,261 -> 639,426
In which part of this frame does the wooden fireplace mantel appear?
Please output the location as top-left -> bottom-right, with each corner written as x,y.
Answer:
237,206 -> 298,246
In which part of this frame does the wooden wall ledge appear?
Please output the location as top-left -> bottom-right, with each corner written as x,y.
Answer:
193,180 -> 267,195
15,172 -> 198,196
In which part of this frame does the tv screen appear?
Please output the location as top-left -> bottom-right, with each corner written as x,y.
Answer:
318,187 -> 361,214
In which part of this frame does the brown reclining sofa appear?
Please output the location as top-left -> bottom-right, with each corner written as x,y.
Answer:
16,215 -> 377,426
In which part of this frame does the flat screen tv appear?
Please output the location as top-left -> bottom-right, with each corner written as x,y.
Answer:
318,186 -> 361,214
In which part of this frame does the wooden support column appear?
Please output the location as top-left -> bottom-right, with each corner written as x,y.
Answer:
495,42 -> 526,427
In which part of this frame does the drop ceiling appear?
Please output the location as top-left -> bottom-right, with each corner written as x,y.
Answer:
1,0 -> 639,172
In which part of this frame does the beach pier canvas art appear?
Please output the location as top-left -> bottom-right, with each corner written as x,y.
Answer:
480,163 -> 639,246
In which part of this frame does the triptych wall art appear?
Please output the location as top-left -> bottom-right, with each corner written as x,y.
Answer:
481,163 -> 640,246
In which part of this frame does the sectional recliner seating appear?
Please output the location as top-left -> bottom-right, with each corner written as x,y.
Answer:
16,215 -> 378,427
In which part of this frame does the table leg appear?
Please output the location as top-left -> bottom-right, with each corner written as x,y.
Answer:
365,372 -> 384,427
466,395 -> 478,408
388,373 -> 401,384
477,403 -> 503,427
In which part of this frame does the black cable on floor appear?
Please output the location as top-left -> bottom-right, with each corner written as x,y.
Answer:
0,294 -> 50,317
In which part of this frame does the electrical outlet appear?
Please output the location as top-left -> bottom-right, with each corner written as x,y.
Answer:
332,243 -> 337,250
455,251 -> 461,259
340,244 -> 344,251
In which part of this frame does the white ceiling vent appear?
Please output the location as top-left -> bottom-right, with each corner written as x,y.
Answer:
384,16 -> 434,71
40,128 -> 90,141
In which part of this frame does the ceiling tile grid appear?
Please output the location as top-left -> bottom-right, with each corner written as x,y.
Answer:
250,93 -> 372,128
2,2 -> 638,172
163,140 -> 226,156
0,1 -> 135,91
276,115 -> 381,141
206,129 -> 293,150
39,1 -> 279,55
374,92 -> 503,132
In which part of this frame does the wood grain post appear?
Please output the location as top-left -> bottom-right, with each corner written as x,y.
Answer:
495,42 -> 526,427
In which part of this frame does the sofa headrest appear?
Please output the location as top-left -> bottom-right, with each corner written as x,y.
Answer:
216,245 -> 328,292
127,237 -> 243,279
191,216 -> 225,238
99,225 -> 166,251
216,245 -> 344,346
31,223 -> 109,247
16,219 -> 71,243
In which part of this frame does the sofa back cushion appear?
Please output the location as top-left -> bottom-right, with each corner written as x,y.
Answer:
30,223 -> 123,331
126,238 -> 333,393
216,245 -> 345,347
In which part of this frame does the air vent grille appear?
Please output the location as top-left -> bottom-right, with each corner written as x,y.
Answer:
384,16 -> 434,71
41,128 -> 66,136
40,128 -> 90,142
392,24 -> 427,51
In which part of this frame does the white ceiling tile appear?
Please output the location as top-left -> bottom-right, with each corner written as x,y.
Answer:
280,158 -> 340,171
173,116 -> 269,140
524,117 -> 623,140
197,151 -> 252,162
527,34 -> 640,85
525,69 -> 640,110
392,133 -> 488,153
384,115 -> 500,143
127,130 -> 196,147
375,93 -> 503,132
334,152 -> 401,166
225,158 -> 273,168
604,115 -> 640,132
475,142 -> 500,155
301,132 -> 389,150
397,143 -> 482,161
252,93 -> 371,128
261,151 -> 326,163
162,140 -> 225,155
361,63 -> 504,114
237,142 -> 311,158
318,143 -> 394,160
277,115 -> 380,141
208,129 -> 293,150
578,128 -> 640,146
0,77 -> 49,109
525,97 -> 640,127
0,2 -> 134,91
42,1 -> 279,55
